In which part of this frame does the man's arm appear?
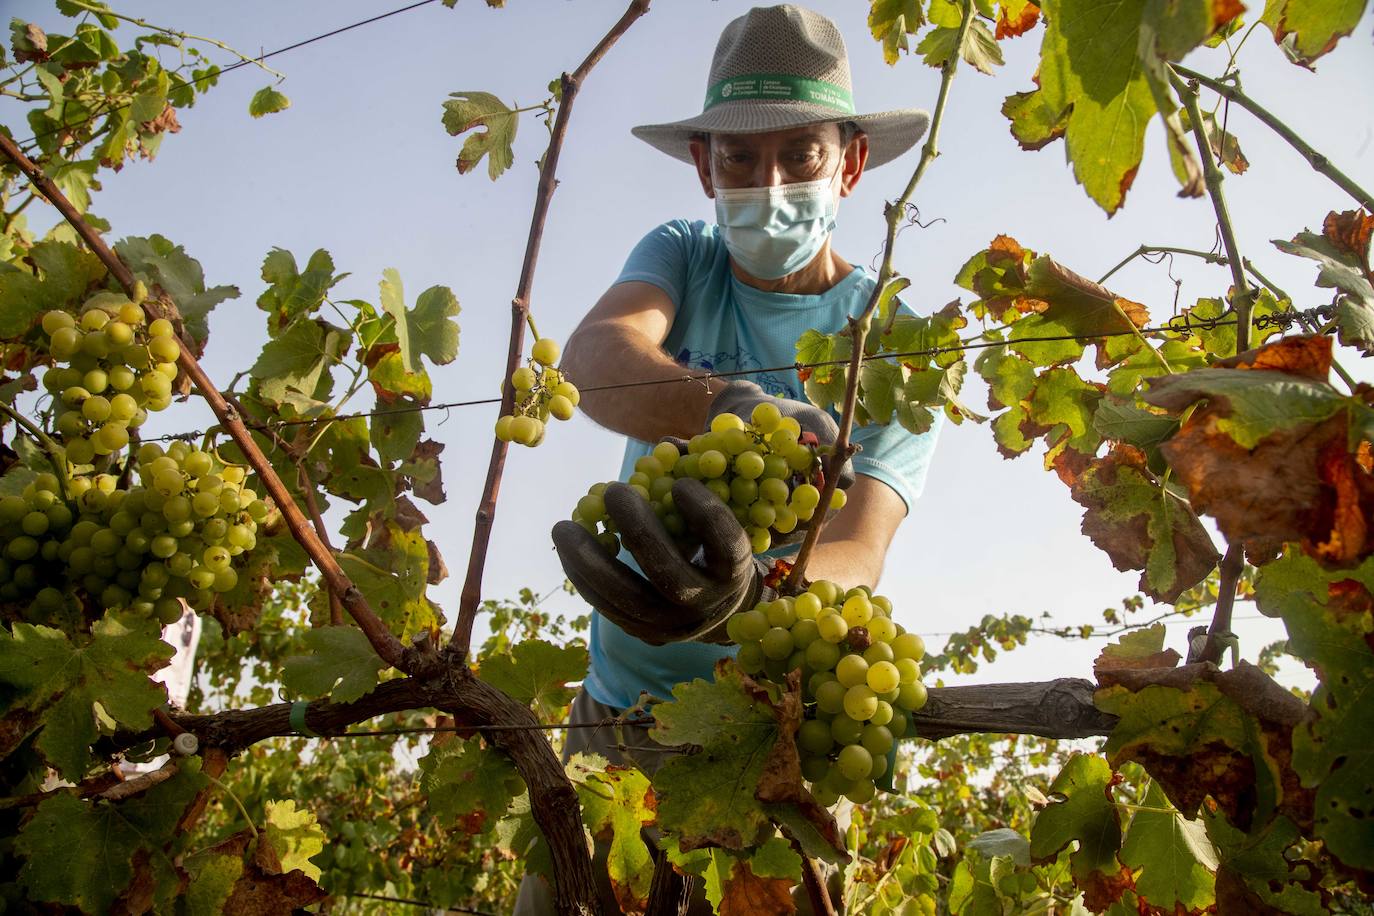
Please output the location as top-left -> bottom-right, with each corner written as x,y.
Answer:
562,281 -> 726,443
801,474 -> 906,591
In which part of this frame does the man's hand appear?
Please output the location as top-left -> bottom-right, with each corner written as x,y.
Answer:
709,380 -> 856,489
552,478 -> 774,645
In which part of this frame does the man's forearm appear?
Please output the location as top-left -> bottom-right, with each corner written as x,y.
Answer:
563,321 -> 722,443
798,536 -> 885,592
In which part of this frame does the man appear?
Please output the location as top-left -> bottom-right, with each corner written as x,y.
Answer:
514,6 -> 940,913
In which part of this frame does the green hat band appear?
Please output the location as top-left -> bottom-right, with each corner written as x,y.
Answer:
703,73 -> 855,114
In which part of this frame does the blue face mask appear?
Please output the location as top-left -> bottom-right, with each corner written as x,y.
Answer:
713,170 -> 841,280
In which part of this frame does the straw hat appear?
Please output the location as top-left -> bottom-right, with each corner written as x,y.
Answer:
631,5 -> 929,169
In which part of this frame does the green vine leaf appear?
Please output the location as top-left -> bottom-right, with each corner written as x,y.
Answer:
379,269 -> 462,373
650,661 -> 783,852
255,247 -> 346,332
419,735 -> 521,834
1120,782 -> 1218,912
282,626 -> 388,704
115,235 -> 240,349
1260,0 -> 1369,67
0,614 -> 172,779
1028,753 -> 1130,909
248,85 -> 291,118
15,758 -> 208,912
567,754 -> 657,913
477,638 -> 588,721
262,799 -> 326,881
868,0 -> 926,64
442,91 -> 519,180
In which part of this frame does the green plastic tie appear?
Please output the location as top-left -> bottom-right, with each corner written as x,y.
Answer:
290,701 -> 321,738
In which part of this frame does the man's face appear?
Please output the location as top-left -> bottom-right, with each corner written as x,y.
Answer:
688,123 -> 862,194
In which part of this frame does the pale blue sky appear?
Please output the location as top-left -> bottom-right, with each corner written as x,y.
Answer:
9,1 -> 1374,689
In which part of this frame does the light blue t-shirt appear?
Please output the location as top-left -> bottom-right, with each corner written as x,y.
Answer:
582,219 -> 942,710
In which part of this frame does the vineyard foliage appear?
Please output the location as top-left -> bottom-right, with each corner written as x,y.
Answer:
0,0 -> 1372,914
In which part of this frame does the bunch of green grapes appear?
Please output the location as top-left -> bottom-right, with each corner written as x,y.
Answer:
725,580 -> 928,807
38,294 -> 179,467
494,337 -> 581,447
0,444 -> 269,626
571,404 -> 845,557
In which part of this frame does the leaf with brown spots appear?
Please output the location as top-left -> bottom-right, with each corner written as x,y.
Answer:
995,0 -> 1040,38
1029,753 -> 1131,907
1323,208 -> 1374,272
719,858 -> 796,916
1071,447 -> 1219,601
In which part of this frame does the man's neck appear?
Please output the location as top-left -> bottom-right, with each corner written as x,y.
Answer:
730,242 -> 852,295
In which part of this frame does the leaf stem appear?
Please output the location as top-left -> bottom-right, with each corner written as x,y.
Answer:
0,400 -> 70,499
785,0 -> 974,591
62,0 -> 287,81
204,772 -> 258,839
1171,63 -> 1373,213
1169,70 -> 1253,352
450,0 -> 651,656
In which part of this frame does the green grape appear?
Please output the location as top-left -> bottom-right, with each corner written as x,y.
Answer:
733,451 -> 765,480
761,454 -> 790,480
212,567 -> 237,592
764,598 -> 795,629
895,657 -> 921,685
887,710 -> 908,738
758,477 -> 789,505
804,638 -> 840,671
49,327 -> 82,358
835,654 -> 869,688
649,476 -> 674,501
748,502 -> 776,529
148,334 -> 180,362
152,467 -> 184,497
81,330 -> 111,358
785,648 -> 807,674
42,310 -> 75,335
97,423 -> 129,451
860,724 -> 894,757
217,489 -> 241,513
141,373 -> 172,401
891,632 -> 926,661
735,642 -> 766,674
814,680 -> 846,716
807,579 -> 840,606
697,449 -> 727,478
872,594 -> 893,615
798,720 -> 833,755
167,553 -> 194,577
750,401 -> 782,431
728,477 -> 757,506
801,755 -> 830,783
836,744 -> 873,781
845,780 -> 877,805
108,393 -> 138,422
141,562 -> 170,589
156,597 -> 185,625
80,309 -> 110,331
806,670 -> 836,699
843,685 -> 878,721
82,368 -> 109,394
627,472 -> 651,490
705,479 -> 731,504
21,512 -> 49,537
167,518 -> 194,538
863,642 -> 895,665
105,320 -> 134,347
747,526 -> 770,554
719,428 -> 751,456
830,489 -> 847,510
760,627 -> 794,660
790,618 -> 820,649
841,593 -> 872,626
150,535 -> 177,559
794,592 -> 822,620
651,441 -> 680,472
869,700 -> 894,727
867,616 -> 898,643
182,450 -> 213,477
829,714 -> 863,746
811,782 -> 841,807
817,612 -> 848,644
162,496 -> 191,523
45,503 -> 73,532
897,682 -> 928,711
188,566 -> 215,590
730,609 -> 769,642
634,455 -> 664,478
192,491 -> 219,517
91,528 -> 121,555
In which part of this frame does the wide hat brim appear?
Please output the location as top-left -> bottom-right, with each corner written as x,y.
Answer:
632,102 -> 930,170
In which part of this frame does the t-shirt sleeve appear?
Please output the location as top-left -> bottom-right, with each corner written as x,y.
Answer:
849,403 -> 943,513
614,220 -> 696,306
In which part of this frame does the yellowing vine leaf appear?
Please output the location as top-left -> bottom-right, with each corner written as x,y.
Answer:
1260,0 -> 1369,67
442,91 -> 519,180
867,0 -> 926,64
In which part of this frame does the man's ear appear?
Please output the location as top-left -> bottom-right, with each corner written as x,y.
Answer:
840,131 -> 869,198
687,135 -> 715,199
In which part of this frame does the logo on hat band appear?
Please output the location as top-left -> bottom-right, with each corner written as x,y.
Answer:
704,73 -> 855,115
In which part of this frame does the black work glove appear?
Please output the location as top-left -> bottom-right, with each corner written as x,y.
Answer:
709,380 -> 856,490
552,478 -> 775,645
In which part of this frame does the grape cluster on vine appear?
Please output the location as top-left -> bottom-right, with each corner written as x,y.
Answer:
571,404 -> 845,557
726,581 -> 927,806
0,300 -> 272,628
495,336 -> 581,447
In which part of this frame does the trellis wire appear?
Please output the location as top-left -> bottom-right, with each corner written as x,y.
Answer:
133,303 -> 1338,444
14,0 -> 447,149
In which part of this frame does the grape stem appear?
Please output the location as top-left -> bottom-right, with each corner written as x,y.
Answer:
785,0 -> 975,593
449,0 -> 652,657
0,399 -> 71,500
0,129 -> 413,675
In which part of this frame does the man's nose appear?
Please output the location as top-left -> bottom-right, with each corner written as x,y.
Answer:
748,155 -> 787,188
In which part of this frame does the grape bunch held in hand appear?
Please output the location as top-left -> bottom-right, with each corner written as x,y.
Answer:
494,336 -> 580,447
726,581 -> 928,806
570,403 -> 846,558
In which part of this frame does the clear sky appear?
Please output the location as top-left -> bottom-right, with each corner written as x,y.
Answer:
9,0 -> 1374,691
